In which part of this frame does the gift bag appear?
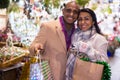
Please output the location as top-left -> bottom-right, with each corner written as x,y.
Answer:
20,51 -> 54,80
73,57 -> 104,80
29,59 -> 44,80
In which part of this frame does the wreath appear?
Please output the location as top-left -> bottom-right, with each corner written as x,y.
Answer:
0,0 -> 10,9
80,58 -> 111,80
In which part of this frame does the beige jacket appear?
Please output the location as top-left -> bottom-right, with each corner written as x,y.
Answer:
29,19 -> 67,80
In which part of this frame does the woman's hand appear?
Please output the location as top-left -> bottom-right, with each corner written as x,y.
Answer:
78,41 -> 90,53
72,41 -> 90,53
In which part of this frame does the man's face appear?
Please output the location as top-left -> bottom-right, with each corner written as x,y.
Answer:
62,2 -> 79,24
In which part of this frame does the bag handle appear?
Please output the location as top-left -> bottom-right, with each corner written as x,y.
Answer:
35,49 -> 45,63
29,49 -> 45,63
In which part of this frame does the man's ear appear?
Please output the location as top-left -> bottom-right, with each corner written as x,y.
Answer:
62,8 -> 65,14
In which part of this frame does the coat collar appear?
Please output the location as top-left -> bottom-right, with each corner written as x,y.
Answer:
55,19 -> 67,51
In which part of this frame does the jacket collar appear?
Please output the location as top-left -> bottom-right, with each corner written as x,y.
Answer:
55,19 -> 67,51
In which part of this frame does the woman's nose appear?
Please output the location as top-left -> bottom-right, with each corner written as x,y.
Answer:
81,19 -> 85,23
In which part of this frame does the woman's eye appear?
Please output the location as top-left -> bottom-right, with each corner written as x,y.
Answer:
78,18 -> 90,21
84,18 -> 89,20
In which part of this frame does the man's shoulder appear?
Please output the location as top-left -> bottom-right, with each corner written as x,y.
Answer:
40,19 -> 60,29
42,19 -> 59,25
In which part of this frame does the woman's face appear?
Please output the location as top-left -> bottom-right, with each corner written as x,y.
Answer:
78,12 -> 94,31
62,2 -> 79,24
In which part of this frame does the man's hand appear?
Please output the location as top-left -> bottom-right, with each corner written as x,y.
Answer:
34,44 -> 44,54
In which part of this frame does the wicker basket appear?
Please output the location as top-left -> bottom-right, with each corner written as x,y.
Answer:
0,53 -> 28,69
0,42 -> 27,48
0,42 -> 6,48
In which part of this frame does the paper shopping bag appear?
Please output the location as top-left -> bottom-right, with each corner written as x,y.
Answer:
73,57 -> 104,80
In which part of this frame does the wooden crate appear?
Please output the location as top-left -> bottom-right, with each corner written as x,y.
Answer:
0,63 -> 23,80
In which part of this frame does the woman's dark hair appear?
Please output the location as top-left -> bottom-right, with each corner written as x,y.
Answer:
79,8 -> 101,34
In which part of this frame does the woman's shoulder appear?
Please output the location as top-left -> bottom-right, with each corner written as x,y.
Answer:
95,33 -> 106,39
93,33 -> 108,42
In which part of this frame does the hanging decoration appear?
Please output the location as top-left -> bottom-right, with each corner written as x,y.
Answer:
76,0 -> 90,8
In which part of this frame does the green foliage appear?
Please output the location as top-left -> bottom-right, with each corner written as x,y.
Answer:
80,58 -> 111,80
44,0 -> 51,7
0,0 -> 10,9
43,0 -> 90,8
7,2 -> 20,13
91,3 -> 98,10
76,0 -> 90,7
43,0 -> 60,8
106,6 -> 112,14
52,0 -> 60,8
96,61 -> 111,80
42,0 -> 60,14
102,5 -> 112,14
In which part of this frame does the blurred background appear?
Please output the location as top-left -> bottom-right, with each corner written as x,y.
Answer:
0,0 -> 120,80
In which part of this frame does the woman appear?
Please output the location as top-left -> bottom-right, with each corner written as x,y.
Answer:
66,8 -> 109,80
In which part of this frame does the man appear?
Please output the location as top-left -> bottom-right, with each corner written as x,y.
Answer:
29,1 -> 80,80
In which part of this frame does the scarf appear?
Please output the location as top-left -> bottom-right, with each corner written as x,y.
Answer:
66,26 -> 96,80
72,26 -> 96,44
59,16 -> 75,51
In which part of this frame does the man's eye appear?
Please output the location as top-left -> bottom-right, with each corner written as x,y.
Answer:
65,8 -> 78,14
65,9 -> 72,13
73,10 -> 78,14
